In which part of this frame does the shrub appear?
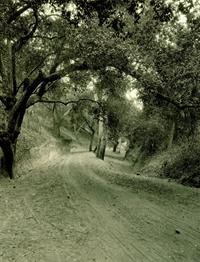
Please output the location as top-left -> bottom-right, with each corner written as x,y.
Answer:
131,116 -> 167,157
161,141 -> 200,187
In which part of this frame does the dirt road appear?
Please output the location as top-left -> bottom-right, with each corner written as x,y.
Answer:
0,148 -> 200,261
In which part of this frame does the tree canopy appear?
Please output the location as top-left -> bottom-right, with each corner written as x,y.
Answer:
1,0 -> 200,178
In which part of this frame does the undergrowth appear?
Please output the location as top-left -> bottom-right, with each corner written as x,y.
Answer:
140,139 -> 200,188
160,140 -> 200,188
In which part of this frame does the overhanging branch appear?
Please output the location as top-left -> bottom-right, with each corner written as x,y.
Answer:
33,35 -> 66,41
13,9 -> 39,52
45,62 -> 89,81
7,4 -> 31,24
16,53 -> 54,93
125,67 -> 200,110
27,98 -> 101,108
149,88 -> 200,109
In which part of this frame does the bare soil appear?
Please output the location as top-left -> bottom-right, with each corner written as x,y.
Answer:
0,143 -> 200,262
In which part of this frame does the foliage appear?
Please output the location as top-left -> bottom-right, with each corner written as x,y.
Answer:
161,139 -> 200,188
1,0 -> 200,179
129,114 -> 167,158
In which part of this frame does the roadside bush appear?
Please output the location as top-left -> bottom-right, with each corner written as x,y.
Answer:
130,116 -> 167,157
161,141 -> 200,187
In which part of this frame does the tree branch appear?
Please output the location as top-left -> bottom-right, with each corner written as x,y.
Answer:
8,70 -> 45,132
125,67 -> 200,110
17,51 -> 57,92
16,54 -> 50,93
44,62 -> 90,81
27,98 -> 101,108
11,46 -> 17,96
149,89 -> 183,109
33,35 -> 66,40
83,116 -> 95,133
7,4 -> 31,24
149,89 -> 200,109
0,53 -> 7,89
13,9 -> 39,52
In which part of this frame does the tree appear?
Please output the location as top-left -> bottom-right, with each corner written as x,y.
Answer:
0,1 -> 90,178
93,69 -> 132,159
0,0 -> 133,177
137,5 -> 200,143
1,0 -> 199,178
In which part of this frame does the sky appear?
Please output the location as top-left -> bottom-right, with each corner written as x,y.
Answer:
126,89 -> 143,111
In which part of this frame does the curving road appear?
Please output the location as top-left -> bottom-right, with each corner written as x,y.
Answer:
0,149 -> 200,261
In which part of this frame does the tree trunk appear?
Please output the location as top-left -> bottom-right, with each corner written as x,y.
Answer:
96,135 -> 106,160
118,138 -> 122,153
0,102 -> 27,179
113,141 -> 118,152
53,104 -> 61,137
96,115 -> 107,160
89,131 -> 95,152
0,137 -> 15,179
